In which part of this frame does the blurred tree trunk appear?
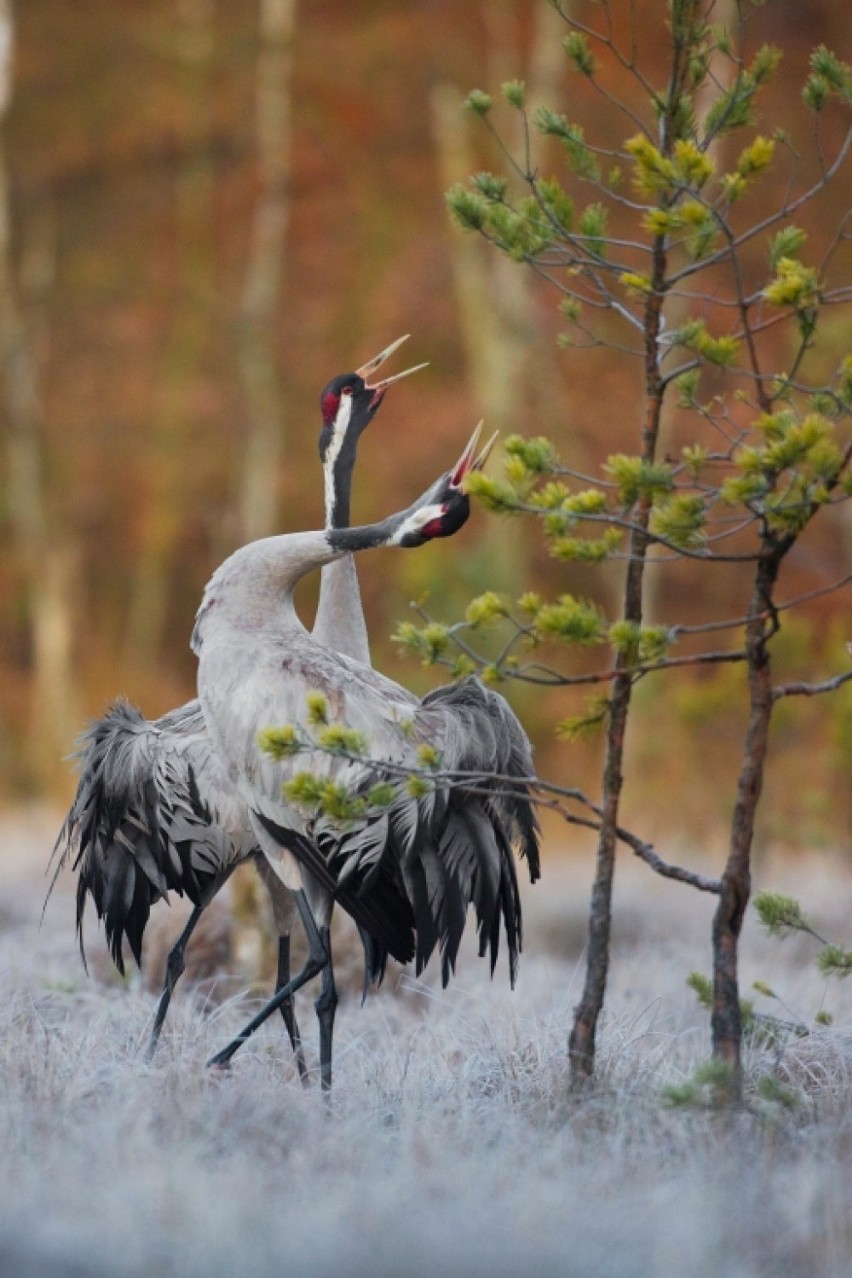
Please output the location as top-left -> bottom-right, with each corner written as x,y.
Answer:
235,0 -> 295,544
123,0 -> 216,672
230,0 -> 297,969
0,0 -> 76,787
643,0 -> 736,624
431,2 -> 564,594
432,3 -> 565,436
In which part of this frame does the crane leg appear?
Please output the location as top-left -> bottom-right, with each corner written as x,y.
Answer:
275,934 -> 309,1085
146,904 -> 204,1061
206,890 -> 327,1070
314,926 -> 337,1092
252,853 -> 308,1080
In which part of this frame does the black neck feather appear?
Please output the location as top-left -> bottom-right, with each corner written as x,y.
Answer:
328,510 -> 403,554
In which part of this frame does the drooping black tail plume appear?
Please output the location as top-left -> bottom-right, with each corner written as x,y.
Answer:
49,699 -> 237,974
420,675 -> 541,883
306,676 -> 540,988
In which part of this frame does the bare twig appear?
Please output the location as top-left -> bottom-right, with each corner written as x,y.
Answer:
772,671 -> 852,702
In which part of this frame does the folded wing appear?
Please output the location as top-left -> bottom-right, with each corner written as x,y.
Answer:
51,699 -> 253,973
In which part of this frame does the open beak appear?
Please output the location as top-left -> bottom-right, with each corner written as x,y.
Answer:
450,421 -> 499,487
356,335 -> 429,408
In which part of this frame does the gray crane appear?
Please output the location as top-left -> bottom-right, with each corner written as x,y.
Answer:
51,337 -> 425,1080
193,426 -> 541,1072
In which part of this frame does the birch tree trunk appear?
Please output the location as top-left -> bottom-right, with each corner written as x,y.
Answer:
642,0 -> 737,624
230,0 -> 297,972
432,4 -> 564,434
123,0 -> 216,672
235,0 -> 296,544
431,2 -> 564,591
0,0 -> 76,787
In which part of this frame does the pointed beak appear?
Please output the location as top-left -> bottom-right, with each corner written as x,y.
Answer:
355,334 -> 410,380
450,421 -> 498,487
356,335 -> 428,406
473,427 -> 499,473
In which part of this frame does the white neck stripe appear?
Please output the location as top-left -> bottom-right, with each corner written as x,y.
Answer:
323,396 -> 353,527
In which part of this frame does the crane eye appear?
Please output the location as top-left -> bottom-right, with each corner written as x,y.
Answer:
342,385 -> 353,396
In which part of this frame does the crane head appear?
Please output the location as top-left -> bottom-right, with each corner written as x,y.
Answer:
318,335 -> 427,465
393,422 -> 498,547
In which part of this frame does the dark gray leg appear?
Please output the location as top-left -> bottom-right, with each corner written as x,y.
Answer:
314,926 -> 337,1092
276,934 -> 309,1084
146,904 -> 204,1061
251,855 -> 308,1078
207,890 -> 328,1069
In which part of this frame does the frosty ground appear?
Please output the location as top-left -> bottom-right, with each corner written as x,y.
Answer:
2,807 -> 852,1278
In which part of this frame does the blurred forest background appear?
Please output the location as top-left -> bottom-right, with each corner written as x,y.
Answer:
0,0 -> 849,853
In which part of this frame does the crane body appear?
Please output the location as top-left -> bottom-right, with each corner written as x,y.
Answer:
193,431 -> 540,1070
51,338 -> 424,1079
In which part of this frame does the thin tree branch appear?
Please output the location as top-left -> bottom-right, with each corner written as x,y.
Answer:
772,670 -> 852,702
551,1 -> 656,102
671,123 -> 852,287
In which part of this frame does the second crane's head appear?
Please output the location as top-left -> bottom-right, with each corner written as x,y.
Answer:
393,422 -> 498,548
318,336 -> 427,529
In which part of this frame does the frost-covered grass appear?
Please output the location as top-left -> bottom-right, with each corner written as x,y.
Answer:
2,809 -> 852,1278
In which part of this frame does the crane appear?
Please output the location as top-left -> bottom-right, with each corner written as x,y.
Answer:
193,426 -> 541,1074
50,336 -> 425,1078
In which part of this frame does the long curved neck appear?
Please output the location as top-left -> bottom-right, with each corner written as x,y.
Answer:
193,510 -> 409,656
324,443 -> 354,530
313,440 -> 371,664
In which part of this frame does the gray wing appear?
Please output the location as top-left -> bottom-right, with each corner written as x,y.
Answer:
198,629 -> 419,828
198,630 -> 423,963
201,635 -> 541,984
51,698 -> 256,974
